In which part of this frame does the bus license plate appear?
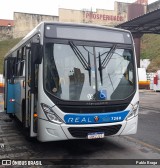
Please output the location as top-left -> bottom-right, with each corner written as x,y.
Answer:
88,132 -> 104,139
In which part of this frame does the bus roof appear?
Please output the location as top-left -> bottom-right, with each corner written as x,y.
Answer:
43,21 -> 131,32
4,22 -> 131,59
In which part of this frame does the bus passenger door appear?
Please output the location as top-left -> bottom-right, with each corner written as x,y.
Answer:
4,58 -> 16,114
25,47 -> 37,137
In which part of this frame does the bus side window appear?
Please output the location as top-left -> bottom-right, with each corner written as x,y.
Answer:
17,49 -> 22,76
7,56 -> 16,84
27,48 -> 32,87
19,47 -> 26,76
12,51 -> 18,77
12,49 -> 22,77
13,47 -> 26,77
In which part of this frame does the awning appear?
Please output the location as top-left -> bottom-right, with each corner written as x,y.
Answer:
116,8 -> 160,34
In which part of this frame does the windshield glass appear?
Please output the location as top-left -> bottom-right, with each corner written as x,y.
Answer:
44,42 -> 135,101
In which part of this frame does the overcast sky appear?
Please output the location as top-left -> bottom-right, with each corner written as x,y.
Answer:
0,0 -> 158,20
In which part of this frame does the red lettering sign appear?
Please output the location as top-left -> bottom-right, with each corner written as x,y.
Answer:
86,13 -> 90,18
85,12 -> 124,22
103,15 -> 107,20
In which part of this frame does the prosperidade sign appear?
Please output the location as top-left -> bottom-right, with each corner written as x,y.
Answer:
85,12 -> 124,22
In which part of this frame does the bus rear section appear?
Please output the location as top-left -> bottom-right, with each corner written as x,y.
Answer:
4,22 -> 139,142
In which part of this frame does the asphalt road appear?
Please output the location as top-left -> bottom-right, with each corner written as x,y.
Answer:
0,90 -> 160,168
133,90 -> 160,148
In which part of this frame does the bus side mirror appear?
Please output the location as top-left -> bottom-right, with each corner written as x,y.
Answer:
30,43 -> 42,93
31,43 -> 43,64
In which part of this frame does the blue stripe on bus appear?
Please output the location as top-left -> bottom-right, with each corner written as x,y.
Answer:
64,110 -> 129,124
7,82 -> 15,113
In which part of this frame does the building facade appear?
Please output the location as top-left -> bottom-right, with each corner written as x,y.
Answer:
13,12 -> 58,38
0,1 -> 152,39
0,19 -> 14,40
59,2 -> 129,26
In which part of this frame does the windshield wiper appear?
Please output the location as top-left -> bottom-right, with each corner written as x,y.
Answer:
98,45 -> 117,85
98,52 -> 103,85
69,41 -> 91,85
88,52 -> 91,85
101,44 -> 117,68
69,41 -> 88,70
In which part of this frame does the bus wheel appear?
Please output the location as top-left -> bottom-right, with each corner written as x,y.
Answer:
9,113 -> 15,119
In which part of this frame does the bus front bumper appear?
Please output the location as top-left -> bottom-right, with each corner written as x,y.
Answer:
37,115 -> 138,142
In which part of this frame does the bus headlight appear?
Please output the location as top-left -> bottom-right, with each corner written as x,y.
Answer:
126,102 -> 139,121
41,103 -> 63,124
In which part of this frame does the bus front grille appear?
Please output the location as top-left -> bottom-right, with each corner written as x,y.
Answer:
68,125 -> 122,138
58,104 -> 128,113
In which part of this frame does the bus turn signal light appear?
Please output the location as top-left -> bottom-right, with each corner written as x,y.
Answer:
34,114 -> 38,117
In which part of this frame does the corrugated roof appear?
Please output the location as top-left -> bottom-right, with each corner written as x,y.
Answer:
116,8 -> 160,34
0,19 -> 14,26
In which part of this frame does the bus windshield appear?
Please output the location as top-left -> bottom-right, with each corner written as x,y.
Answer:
44,41 -> 135,101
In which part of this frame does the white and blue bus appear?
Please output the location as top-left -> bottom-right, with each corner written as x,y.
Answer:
4,22 -> 139,141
